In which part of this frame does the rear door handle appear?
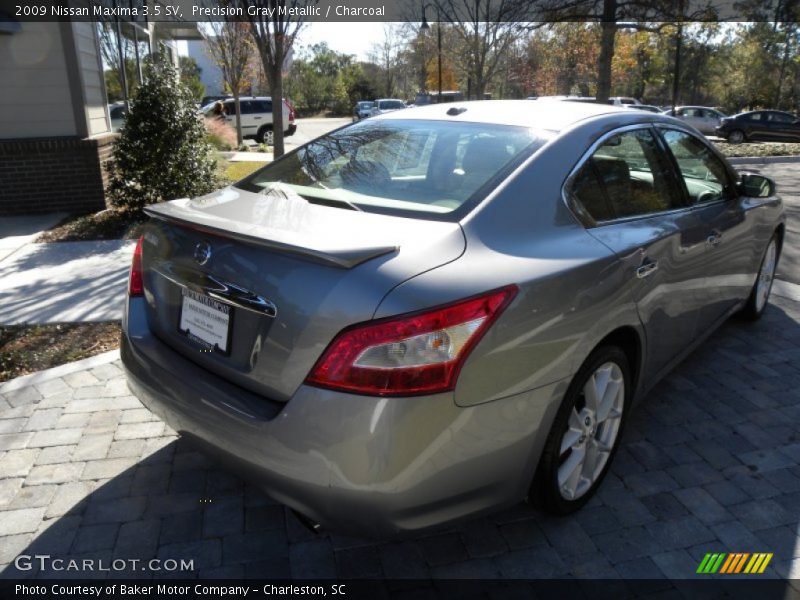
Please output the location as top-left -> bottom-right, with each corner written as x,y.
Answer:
253,116 -> 262,120
636,260 -> 658,279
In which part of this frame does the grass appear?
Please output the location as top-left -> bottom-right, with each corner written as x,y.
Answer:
0,322 -> 120,382
36,208 -> 148,243
223,160 -> 266,182
714,141 -> 800,158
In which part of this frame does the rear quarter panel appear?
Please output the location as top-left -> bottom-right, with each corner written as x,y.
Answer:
375,119 -> 649,409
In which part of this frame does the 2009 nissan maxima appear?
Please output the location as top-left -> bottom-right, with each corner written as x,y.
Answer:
121,100 -> 785,536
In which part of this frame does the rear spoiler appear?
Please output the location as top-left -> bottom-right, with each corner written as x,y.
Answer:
144,203 -> 397,269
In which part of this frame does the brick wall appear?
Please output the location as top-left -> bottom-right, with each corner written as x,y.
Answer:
0,134 -> 118,216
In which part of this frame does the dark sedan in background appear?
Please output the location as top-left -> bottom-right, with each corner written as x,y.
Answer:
716,110 -> 800,143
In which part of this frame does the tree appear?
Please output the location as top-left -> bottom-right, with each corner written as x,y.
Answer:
432,0 -> 534,99
537,0 -> 712,103
204,21 -> 255,145
106,54 -> 218,210
369,24 -> 406,97
242,0 -> 310,158
179,56 -> 205,102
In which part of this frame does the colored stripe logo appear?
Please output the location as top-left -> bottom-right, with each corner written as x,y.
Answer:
697,552 -> 773,574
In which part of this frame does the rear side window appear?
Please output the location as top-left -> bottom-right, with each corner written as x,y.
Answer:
660,129 -> 733,204
569,128 -> 684,222
252,100 -> 273,113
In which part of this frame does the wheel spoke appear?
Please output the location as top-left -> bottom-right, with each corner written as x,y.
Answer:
582,438 -> 600,480
583,374 -> 601,413
596,378 -> 621,423
558,445 -> 586,499
560,428 -> 582,456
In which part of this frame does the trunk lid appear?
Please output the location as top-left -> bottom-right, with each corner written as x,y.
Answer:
140,186 -> 465,401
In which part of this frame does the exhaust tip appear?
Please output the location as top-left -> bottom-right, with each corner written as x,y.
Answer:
291,509 -> 323,534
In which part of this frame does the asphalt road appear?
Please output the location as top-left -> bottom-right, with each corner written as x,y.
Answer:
244,117 -> 351,151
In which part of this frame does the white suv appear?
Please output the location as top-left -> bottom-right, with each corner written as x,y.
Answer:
203,96 -> 296,144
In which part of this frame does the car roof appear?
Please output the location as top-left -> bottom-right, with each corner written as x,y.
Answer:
372,99 -> 640,133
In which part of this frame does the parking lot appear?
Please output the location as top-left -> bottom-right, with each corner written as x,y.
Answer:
0,162 -> 799,588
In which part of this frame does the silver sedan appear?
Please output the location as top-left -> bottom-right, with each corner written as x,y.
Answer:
121,101 -> 785,536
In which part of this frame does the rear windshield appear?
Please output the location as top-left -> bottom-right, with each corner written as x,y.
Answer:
236,119 -> 546,219
379,100 -> 405,110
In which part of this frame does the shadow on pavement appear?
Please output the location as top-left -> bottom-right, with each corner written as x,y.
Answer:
1,300 -> 799,588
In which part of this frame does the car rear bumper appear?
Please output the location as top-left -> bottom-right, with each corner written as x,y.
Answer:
286,123 -> 297,136
121,297 -> 564,537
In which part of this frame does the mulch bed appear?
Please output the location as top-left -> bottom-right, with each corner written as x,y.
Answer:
0,322 -> 121,383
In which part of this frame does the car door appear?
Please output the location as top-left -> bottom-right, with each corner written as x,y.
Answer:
567,125 -> 708,381
699,109 -> 720,135
658,127 -> 752,325
746,112 -> 768,141
767,112 -> 798,142
681,108 -> 704,131
248,99 -> 270,132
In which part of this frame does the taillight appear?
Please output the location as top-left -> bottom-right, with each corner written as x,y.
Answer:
305,286 -> 518,396
128,235 -> 144,296
284,99 -> 295,122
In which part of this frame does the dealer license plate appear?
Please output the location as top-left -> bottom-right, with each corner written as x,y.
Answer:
178,288 -> 232,353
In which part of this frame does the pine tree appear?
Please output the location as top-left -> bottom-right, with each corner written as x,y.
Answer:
106,54 -> 218,210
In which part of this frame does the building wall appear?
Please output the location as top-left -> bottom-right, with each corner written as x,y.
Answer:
72,22 -> 111,137
187,39 -> 224,97
0,21 -> 77,139
0,135 -> 116,215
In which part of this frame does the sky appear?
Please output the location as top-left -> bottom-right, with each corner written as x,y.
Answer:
295,22 -> 390,60
180,22 -> 390,61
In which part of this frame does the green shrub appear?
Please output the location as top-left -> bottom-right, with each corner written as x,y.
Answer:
106,54 -> 218,210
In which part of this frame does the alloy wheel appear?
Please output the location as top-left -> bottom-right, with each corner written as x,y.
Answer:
557,362 -> 625,501
755,239 -> 777,313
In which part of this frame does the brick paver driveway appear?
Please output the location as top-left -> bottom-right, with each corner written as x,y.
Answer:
1,163 -> 799,587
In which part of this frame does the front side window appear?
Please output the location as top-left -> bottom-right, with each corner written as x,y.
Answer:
660,129 -> 733,204
569,128 -> 684,222
237,119 -> 546,219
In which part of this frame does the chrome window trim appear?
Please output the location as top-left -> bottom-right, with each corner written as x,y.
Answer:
561,122 -> 693,229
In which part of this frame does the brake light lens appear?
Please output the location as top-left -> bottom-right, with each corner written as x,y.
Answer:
128,235 -> 144,296
305,286 -> 518,396
284,99 -> 295,122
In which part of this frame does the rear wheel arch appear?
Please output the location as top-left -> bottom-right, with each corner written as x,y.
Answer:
775,223 -> 785,254
593,327 -> 643,399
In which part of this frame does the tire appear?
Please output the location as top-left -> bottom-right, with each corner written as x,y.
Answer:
256,126 -> 274,145
728,129 -> 745,144
531,346 -> 631,515
739,235 -> 779,321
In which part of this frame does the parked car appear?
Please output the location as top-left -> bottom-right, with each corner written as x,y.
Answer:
662,106 -> 727,135
200,95 -> 229,109
607,96 -> 641,106
369,98 -> 406,116
122,100 -> 784,536
202,96 -> 296,144
353,100 -> 376,121
629,104 -> 662,113
108,102 -> 128,132
715,110 -> 800,144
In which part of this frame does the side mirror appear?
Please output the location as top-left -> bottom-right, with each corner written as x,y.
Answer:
737,172 -> 775,198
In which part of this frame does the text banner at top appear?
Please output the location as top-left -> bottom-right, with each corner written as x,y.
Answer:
1,0 -> 791,23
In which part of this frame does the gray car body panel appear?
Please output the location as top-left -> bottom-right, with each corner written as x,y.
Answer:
121,101 -> 785,536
